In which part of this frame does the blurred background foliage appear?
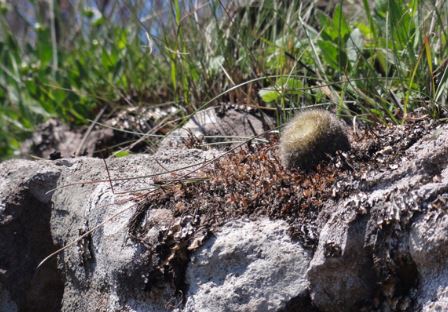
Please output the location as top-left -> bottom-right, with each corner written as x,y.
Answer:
0,0 -> 447,158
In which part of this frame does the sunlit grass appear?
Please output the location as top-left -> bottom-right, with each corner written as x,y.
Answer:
0,0 -> 447,158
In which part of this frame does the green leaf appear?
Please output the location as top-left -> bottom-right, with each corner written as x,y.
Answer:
259,87 -> 281,103
23,95 -> 50,117
276,78 -> 304,95
173,0 -> 181,25
116,30 -> 128,50
333,4 -> 350,42
355,22 -> 372,38
113,150 -> 130,158
317,12 -> 334,41
93,16 -> 105,27
36,27 -> 52,66
372,49 -> 388,75
113,59 -> 124,82
170,58 -> 177,91
317,40 -> 339,69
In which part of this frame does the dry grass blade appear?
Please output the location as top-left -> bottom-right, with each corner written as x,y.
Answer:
36,127 -> 277,270
75,106 -> 106,156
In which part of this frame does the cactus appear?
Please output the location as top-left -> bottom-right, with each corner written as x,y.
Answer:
279,110 -> 350,170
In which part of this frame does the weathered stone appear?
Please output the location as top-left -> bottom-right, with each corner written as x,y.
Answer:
159,107 -> 273,150
3,119 -> 448,312
183,218 -> 312,312
307,209 -> 374,311
50,149 -> 221,311
410,208 -> 448,311
0,159 -> 63,312
307,123 -> 448,311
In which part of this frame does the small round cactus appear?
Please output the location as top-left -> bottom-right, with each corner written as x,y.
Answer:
279,109 -> 350,170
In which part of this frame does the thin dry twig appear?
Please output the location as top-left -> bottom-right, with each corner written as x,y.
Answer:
45,126 -> 281,194
103,158 -> 115,194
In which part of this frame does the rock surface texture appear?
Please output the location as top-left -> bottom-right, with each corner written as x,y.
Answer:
1,115 -> 448,312
159,106 -> 273,149
183,219 -> 311,312
0,160 -> 63,312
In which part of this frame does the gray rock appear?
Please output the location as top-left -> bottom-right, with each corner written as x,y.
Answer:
307,209 -> 374,311
4,119 -> 448,312
183,218 -> 311,312
0,284 -> 17,312
307,123 -> 448,311
50,149 -> 221,312
395,124 -> 448,311
159,107 -> 272,150
0,159 -> 63,312
410,208 -> 448,311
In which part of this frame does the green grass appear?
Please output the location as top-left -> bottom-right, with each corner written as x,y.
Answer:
0,0 -> 447,159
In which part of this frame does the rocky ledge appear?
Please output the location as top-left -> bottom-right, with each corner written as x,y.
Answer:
1,108 -> 448,312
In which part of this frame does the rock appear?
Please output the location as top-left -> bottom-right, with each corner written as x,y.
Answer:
307,209 -> 375,311
19,118 -> 114,159
0,283 -> 18,312
410,209 -> 448,311
389,123 -> 448,311
3,118 -> 448,312
159,107 -> 273,150
307,122 -> 448,311
50,149 -> 221,311
183,218 -> 312,312
20,104 -> 182,159
0,159 -> 64,312
0,148 -> 221,311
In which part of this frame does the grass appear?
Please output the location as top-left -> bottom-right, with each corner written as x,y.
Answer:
0,0 -> 447,159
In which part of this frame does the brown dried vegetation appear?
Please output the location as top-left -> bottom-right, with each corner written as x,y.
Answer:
128,116 -> 440,296
138,136 -> 350,245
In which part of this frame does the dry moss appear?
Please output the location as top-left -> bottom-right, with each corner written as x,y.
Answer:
135,137 -> 351,249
